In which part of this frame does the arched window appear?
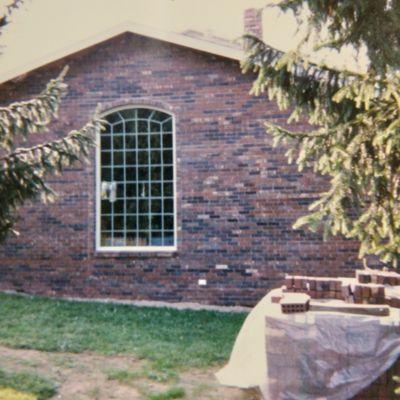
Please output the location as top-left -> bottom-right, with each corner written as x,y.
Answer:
96,107 -> 176,251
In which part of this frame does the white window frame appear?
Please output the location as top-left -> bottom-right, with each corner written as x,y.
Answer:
95,105 -> 177,253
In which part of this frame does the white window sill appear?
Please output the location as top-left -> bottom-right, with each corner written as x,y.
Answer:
94,246 -> 177,257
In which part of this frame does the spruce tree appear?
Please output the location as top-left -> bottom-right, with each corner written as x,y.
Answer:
0,2 -> 101,241
242,0 -> 400,268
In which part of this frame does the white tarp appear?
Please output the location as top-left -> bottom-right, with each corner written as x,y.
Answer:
216,289 -> 400,400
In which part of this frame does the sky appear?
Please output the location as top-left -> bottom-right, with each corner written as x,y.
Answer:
0,0 -> 367,80
0,0 -> 267,46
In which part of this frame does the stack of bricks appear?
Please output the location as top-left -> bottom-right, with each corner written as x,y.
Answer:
275,270 -> 400,398
356,270 -> 400,286
386,296 -> 400,308
341,283 -> 386,304
284,276 -> 343,300
356,270 -> 400,307
283,269 -> 400,308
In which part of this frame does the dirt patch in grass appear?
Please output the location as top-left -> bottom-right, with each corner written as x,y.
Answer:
0,346 -> 257,400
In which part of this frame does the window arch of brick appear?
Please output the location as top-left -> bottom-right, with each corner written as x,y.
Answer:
96,106 -> 176,252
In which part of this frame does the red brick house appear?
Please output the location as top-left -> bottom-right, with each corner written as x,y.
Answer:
0,9 -> 360,305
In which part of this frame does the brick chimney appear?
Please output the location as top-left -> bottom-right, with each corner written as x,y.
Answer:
244,8 -> 263,39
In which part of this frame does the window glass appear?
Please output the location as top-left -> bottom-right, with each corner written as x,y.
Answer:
99,108 -> 175,248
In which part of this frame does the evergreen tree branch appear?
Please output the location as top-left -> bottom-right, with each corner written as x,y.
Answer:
0,66 -> 68,151
0,3 -> 102,243
276,0 -> 400,74
0,0 -> 24,31
0,114 -> 101,241
243,8 -> 400,267
242,35 -> 365,126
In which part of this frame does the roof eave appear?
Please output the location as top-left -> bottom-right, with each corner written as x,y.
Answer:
0,20 -> 244,85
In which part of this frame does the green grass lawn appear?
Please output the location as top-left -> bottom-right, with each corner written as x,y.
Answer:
0,368 -> 57,400
0,293 -> 246,372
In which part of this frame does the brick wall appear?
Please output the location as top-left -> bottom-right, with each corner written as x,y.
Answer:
0,32 -> 362,306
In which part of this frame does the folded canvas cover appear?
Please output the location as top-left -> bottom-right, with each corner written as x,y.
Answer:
216,289 -> 400,400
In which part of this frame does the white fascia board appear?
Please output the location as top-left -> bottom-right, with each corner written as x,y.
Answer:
0,20 -> 244,85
